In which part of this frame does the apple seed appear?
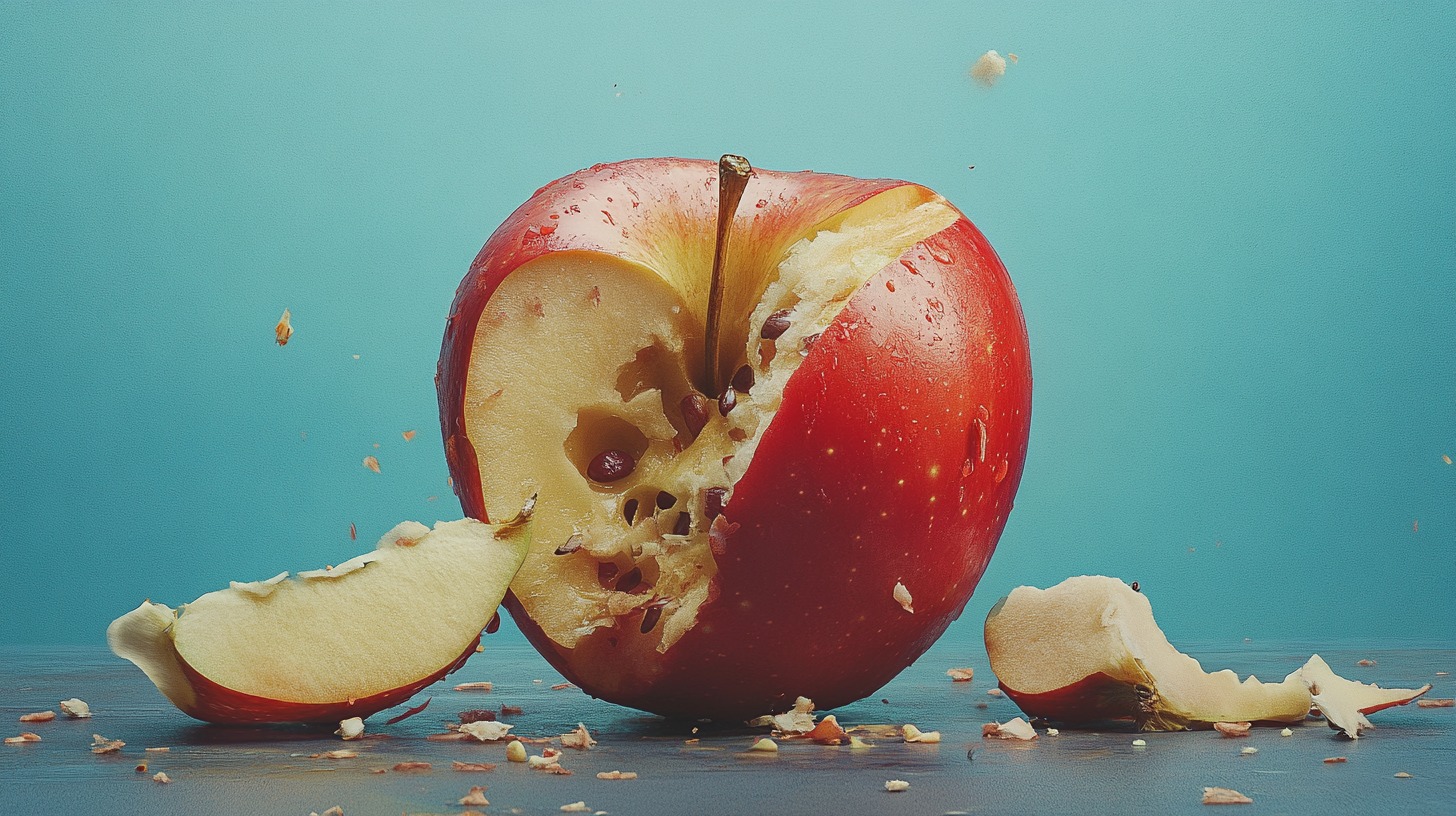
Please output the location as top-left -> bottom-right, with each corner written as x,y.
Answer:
731,364 -> 754,393
705,487 -> 728,520
614,567 -> 644,594
680,393 -> 711,437
587,449 -> 635,483
760,309 -> 791,340
555,534 -> 585,556
718,387 -> 737,416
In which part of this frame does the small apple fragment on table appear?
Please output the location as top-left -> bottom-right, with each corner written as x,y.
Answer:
440,156 -> 1031,719
985,576 -> 1430,736
107,514 -> 531,725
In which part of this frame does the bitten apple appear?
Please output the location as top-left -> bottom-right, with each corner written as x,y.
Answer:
108,517 -> 530,725
438,156 -> 1032,719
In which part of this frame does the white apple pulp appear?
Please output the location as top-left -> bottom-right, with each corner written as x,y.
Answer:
463,188 -> 958,653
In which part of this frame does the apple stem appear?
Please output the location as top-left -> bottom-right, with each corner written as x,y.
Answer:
704,154 -> 753,395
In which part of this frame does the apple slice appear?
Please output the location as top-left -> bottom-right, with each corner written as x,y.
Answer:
108,517 -> 530,725
985,576 -> 1429,733
1297,654 -> 1432,739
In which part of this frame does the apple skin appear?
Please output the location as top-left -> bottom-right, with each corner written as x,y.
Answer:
167,635 -> 479,726
439,158 -> 1031,719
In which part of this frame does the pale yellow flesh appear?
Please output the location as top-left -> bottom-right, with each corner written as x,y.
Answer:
986,576 -> 1310,728
465,189 -> 958,652
108,519 -> 529,705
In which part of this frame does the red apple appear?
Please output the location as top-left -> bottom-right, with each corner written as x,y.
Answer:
438,156 -> 1031,719
108,517 -> 530,725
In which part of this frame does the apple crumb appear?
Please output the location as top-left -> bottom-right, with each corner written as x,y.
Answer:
806,715 -> 848,745
1417,698 -> 1453,708
946,667 -> 974,682
18,711 -> 55,723
459,721 -> 514,742
893,581 -> 914,614
970,50 -> 1007,87
884,780 -> 910,792
1394,772 -> 1414,779
59,699 -> 92,719
506,741 -> 528,763
458,786 -> 490,807
748,696 -> 816,733
560,723 -> 596,750
550,682 -> 576,691
560,803 -> 591,813
1201,786 -> 1252,805
986,688 -> 1003,697
903,724 -> 943,743
392,762 -> 432,772
335,718 -> 364,741
152,771 -> 171,784
452,761 -> 496,772
596,770 -> 638,780
275,309 -> 293,346
747,738 -> 778,752
145,747 -> 169,753
1323,756 -> 1347,763
135,762 -> 148,773
5,733 -> 42,744
1357,659 -> 1376,667
90,734 -> 124,754
981,718 -> 1036,741
362,455 -> 381,474
1213,722 -> 1251,738
454,681 -> 493,692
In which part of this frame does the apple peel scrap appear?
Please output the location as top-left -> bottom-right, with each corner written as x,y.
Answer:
748,696 -> 816,733
5,733 -> 42,744
91,734 -> 125,754
985,576 -> 1431,736
1202,787 -> 1252,805
981,718 -> 1035,741
107,518 -> 530,725
19,711 -> 55,723
560,723 -> 596,749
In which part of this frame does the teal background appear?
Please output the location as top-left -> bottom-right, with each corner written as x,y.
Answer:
2,2 -> 1452,649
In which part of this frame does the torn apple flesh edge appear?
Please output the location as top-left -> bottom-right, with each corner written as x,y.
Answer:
986,576 -> 1429,733
107,518 -> 529,715
464,187 -> 958,654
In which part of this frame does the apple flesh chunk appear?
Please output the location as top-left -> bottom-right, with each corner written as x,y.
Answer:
1299,654 -> 1432,739
108,518 -> 529,725
985,576 -> 1429,734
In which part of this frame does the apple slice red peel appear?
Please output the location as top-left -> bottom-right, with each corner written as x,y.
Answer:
985,576 -> 1430,737
109,516 -> 531,725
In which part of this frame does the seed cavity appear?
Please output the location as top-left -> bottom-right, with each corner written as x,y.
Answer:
597,562 -> 620,587
705,487 -> 728,520
640,599 -> 669,634
760,309 -> 791,340
656,491 -> 677,510
673,512 -> 692,536
622,498 -> 639,525
614,567 -> 644,594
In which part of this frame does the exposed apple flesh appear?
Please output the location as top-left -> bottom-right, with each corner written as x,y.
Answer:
440,158 -> 1032,719
108,518 -> 530,725
1299,654 -> 1432,739
985,576 -> 1430,734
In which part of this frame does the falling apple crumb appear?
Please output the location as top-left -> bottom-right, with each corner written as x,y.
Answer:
454,682 -> 493,692
19,711 -> 55,723
596,770 -> 638,780
903,724 -> 943,743
90,734 -> 124,754
402,430 -> 416,442
560,803 -> 591,813
885,780 -> 910,792
362,456 -> 380,474
1202,786 -> 1252,805
152,771 -> 171,784
392,762 -> 432,772
560,723 -> 596,750
1417,698 -> 1454,708
893,581 -> 914,613
1007,52 -> 1020,63
1214,722 -> 1251,738
275,309 -> 293,346
5,733 -> 42,744
946,667 -> 975,682
1394,772 -> 1413,779
982,718 -> 1037,741
59,699 -> 91,718
1323,756 -> 1347,764
970,50 -> 1007,87
458,786 -> 490,807
1443,455 -> 1453,465
335,718 -> 364,741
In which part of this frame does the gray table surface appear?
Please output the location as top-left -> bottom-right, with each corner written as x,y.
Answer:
2,637 -> 1451,815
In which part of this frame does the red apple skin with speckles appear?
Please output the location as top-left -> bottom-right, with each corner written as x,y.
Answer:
439,158 -> 1031,720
